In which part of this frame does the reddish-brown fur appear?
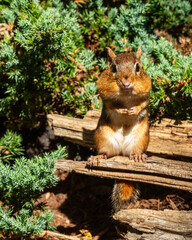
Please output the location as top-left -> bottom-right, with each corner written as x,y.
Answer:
92,47 -> 151,212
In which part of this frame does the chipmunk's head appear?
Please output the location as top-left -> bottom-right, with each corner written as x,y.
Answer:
106,46 -> 149,93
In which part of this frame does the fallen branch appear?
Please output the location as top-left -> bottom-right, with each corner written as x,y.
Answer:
54,155 -> 192,192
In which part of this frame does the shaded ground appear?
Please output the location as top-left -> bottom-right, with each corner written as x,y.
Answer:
39,172 -> 116,239
38,170 -> 192,239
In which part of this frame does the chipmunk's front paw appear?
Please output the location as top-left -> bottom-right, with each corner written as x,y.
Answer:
127,106 -> 138,115
87,154 -> 107,167
129,153 -> 147,163
115,108 -> 128,114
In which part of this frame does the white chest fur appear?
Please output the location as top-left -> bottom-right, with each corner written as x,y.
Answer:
109,123 -> 141,156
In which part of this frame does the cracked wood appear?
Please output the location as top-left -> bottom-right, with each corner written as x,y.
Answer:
47,109 -> 192,158
54,156 -> 192,192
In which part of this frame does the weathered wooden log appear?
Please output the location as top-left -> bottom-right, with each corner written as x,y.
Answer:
124,231 -> 190,240
47,110 -> 192,158
54,155 -> 192,192
47,113 -> 96,147
40,230 -> 80,240
50,111 -> 192,239
113,209 -> 192,240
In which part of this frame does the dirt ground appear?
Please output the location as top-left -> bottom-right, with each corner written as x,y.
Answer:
37,169 -> 192,239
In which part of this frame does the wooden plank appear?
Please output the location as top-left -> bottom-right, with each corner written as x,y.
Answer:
47,110 -> 192,158
48,113 -> 96,146
113,209 -> 192,240
54,155 -> 192,192
149,117 -> 192,157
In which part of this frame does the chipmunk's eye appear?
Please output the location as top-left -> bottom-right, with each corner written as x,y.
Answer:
135,63 -> 140,72
112,64 -> 117,73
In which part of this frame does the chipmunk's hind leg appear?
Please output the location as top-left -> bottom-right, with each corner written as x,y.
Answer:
95,125 -> 122,157
129,153 -> 148,162
88,124 -> 122,165
88,154 -> 107,167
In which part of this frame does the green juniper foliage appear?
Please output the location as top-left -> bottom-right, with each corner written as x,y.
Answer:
79,0 -> 192,119
0,0 -> 191,238
0,130 -> 67,239
80,0 -> 191,50
0,0 -> 191,124
147,0 -> 191,31
0,0 -> 97,123
0,129 -> 24,163
0,208 -> 55,238
141,38 -> 192,119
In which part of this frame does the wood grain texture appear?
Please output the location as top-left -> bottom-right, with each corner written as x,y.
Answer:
40,231 -> 80,240
54,156 -> 192,192
48,110 -> 192,239
114,209 -> 192,240
47,109 -> 192,158
48,113 -> 96,146
124,231 -> 191,240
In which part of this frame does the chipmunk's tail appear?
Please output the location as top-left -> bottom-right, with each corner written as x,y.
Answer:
112,180 -> 140,213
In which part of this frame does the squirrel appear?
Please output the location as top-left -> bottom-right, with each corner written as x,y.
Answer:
90,46 -> 151,213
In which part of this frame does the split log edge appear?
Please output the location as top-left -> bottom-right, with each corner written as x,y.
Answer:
54,155 -> 192,192
50,110 -> 192,192
47,109 -> 192,158
40,231 -> 80,240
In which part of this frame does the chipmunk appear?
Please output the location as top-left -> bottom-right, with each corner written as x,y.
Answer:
90,46 -> 151,212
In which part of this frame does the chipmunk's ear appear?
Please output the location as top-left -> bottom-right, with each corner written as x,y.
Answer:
135,46 -> 142,59
106,47 -> 116,61
134,46 -> 142,74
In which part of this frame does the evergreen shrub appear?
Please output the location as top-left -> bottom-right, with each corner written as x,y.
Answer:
0,129 -> 24,163
0,0 -> 191,124
0,130 -> 67,239
0,0 -> 99,124
79,0 -> 192,119
147,0 -> 191,31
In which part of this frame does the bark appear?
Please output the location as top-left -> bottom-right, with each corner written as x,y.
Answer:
47,113 -> 96,147
47,110 -> 192,158
47,110 -> 192,239
40,230 -> 80,240
113,209 -> 192,240
54,155 -> 192,192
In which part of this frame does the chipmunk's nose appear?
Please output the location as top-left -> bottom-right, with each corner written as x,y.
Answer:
123,80 -> 131,88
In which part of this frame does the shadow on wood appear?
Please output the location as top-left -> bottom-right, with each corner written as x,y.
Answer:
48,110 -> 192,240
